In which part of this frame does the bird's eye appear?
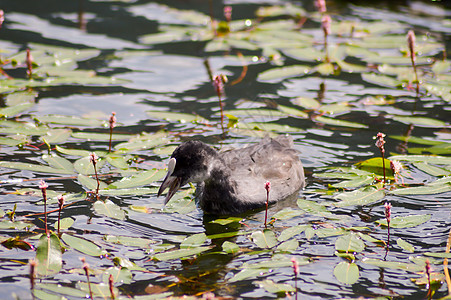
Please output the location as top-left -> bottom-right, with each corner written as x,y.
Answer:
167,157 -> 176,176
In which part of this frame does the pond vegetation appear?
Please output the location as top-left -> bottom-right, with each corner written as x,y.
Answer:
0,0 -> 450,299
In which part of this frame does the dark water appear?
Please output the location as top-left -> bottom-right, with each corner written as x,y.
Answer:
0,0 -> 450,299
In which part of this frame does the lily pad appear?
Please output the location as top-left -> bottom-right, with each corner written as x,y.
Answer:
36,233 -> 63,276
334,262 -> 359,285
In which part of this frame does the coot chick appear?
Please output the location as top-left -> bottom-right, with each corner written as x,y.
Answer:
158,136 -> 305,215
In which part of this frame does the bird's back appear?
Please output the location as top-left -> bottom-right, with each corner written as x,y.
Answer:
198,136 -> 305,214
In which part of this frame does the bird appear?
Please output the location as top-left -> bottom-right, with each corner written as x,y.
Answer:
157,135 -> 305,215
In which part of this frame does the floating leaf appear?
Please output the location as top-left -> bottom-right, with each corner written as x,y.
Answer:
355,157 -> 394,177
152,246 -> 212,261
78,174 -> 108,191
53,217 -> 74,230
222,241 -> 240,254
42,128 -> 72,144
424,252 -> 451,259
108,169 -> 166,189
36,233 -> 63,276
0,161 -> 74,174
271,208 -> 304,220
55,145 -> 93,157
361,73 -> 402,88
335,233 -> 365,253
99,187 -> 158,196
257,65 -> 310,82
71,132 -> 131,141
276,239 -> 298,253
0,102 -> 34,118
229,268 -> 264,283
36,283 -> 87,298
376,214 -> 431,228
61,233 -> 108,257
278,105 -> 308,118
0,220 -> 33,230
180,233 -> 207,249
258,279 -> 295,294
333,186 -> 385,207
36,115 -> 104,127
315,116 -> 367,129
390,182 -> 451,195
362,258 -> 423,272
334,262 -> 359,284
42,154 -> 74,173
146,111 -> 202,123
103,267 -> 132,285
278,225 -> 310,242
413,162 -> 451,176
392,116 -> 446,128
78,282 -> 118,298
104,235 -> 155,248
93,200 -> 126,220
74,156 -> 106,175
251,230 -> 277,248
396,238 -> 415,253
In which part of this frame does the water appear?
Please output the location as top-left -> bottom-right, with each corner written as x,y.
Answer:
0,0 -> 450,299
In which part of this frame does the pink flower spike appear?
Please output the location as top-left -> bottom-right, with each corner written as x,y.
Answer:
315,0 -> 326,13
224,6 -> 232,22
291,257 -> 299,274
0,10 -> 4,29
384,202 -> 392,223
109,112 -> 117,129
57,195 -> 65,206
321,15 -> 331,36
89,152 -> 98,164
407,30 -> 416,62
265,181 -> 271,193
39,180 -> 48,190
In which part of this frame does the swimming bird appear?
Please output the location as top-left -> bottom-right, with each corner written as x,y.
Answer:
157,136 -> 305,215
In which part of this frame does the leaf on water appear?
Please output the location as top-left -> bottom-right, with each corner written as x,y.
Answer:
315,227 -> 347,238
77,282 -> 118,298
36,283 -> 88,298
74,156 -> 106,175
278,224 -> 310,242
392,116 -> 446,128
103,266 -> 132,285
36,233 -> 63,276
106,155 -> 130,169
334,261 -> 359,285
333,186 -> 385,207
77,174 -> 107,191
276,239 -> 298,253
108,169 -> 166,189
332,176 -> 374,188
53,217 -> 74,230
100,187 -> 158,196
0,102 -> 34,118
228,268 -> 264,283
55,145 -> 93,157
209,217 -> 242,225
293,96 -> 320,110
180,233 -> 207,249
355,157 -> 394,177
424,252 -> 451,259
390,182 -> 451,195
361,73 -> 402,88
376,214 -> 431,228
0,161 -> 74,175
42,154 -> 74,173
314,62 -> 335,75
61,233 -> 108,257
335,233 -> 365,253
222,241 -> 240,254
104,235 -> 155,248
42,128 -> 72,144
35,115 -> 105,127
315,116 -> 368,129
257,279 -> 295,294
146,111 -> 202,123
362,258 -> 423,272
251,230 -> 278,249
164,194 -> 196,214
93,200 -> 126,220
257,65 -> 310,82
388,155 -> 451,165
278,104 -> 309,118
271,208 -> 305,220
152,246 -> 212,261
396,238 -> 415,253
71,132 -> 131,141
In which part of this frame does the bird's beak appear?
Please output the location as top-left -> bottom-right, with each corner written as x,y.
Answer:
157,158 -> 180,204
157,174 -> 182,204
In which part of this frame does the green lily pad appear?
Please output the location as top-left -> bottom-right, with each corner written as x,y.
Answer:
152,246 -> 212,261
61,233 -> 108,257
335,233 -> 365,253
257,279 -> 295,294
334,261 -> 359,285
36,233 -> 63,276
251,230 -> 278,248
93,200 -> 126,220
376,214 -> 431,228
